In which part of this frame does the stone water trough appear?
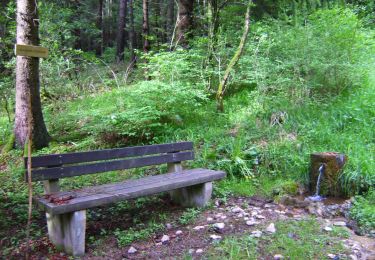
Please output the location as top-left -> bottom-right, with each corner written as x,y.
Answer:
310,152 -> 347,197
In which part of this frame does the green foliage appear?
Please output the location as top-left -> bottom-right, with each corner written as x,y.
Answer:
350,189 -> 375,233
114,221 -> 164,246
178,208 -> 202,225
207,219 -> 349,259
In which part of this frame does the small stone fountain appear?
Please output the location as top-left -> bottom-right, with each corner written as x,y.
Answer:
309,152 -> 347,198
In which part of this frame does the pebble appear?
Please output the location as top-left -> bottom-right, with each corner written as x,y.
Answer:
128,246 -> 137,254
333,221 -> 346,226
161,235 -> 170,243
175,230 -> 183,235
207,217 -> 214,222
210,234 -> 222,240
166,223 -> 172,229
256,215 -> 266,219
274,254 -> 284,259
220,215 -> 227,220
196,249 -> 203,254
246,220 -> 258,226
193,226 -> 205,231
349,255 -> 358,260
266,223 -> 276,233
251,230 -> 262,238
327,254 -> 336,259
214,223 -> 225,230
232,206 -> 243,213
244,217 -> 249,221
324,227 -> 333,232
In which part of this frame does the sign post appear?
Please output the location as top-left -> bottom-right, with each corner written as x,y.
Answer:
15,44 -> 49,58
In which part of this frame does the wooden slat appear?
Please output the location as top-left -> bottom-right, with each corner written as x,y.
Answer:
35,169 -> 226,214
30,151 -> 194,181
26,142 -> 193,168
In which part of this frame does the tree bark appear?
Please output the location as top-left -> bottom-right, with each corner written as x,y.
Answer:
216,1 -> 251,112
15,0 -> 49,149
143,0 -> 150,53
176,0 -> 194,47
129,0 -> 136,64
167,0 -> 175,42
116,0 -> 127,61
96,0 -> 104,55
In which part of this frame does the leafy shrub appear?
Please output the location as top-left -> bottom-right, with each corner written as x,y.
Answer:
239,8 -> 371,100
350,189 -> 375,233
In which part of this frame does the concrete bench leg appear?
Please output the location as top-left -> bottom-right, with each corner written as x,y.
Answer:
170,182 -> 213,207
46,210 -> 86,256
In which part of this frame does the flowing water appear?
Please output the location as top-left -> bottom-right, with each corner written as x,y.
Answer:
308,164 -> 325,202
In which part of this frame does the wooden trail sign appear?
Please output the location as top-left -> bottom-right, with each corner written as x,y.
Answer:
15,44 -> 48,58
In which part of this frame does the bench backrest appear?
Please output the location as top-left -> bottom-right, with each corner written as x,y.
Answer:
25,142 -> 194,182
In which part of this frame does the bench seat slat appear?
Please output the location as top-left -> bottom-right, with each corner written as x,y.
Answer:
27,142 -> 193,168
36,169 -> 225,214
31,151 -> 194,181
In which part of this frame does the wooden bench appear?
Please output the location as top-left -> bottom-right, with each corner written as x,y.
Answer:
25,142 -> 225,256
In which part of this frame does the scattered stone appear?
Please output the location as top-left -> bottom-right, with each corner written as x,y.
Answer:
196,249 -> 203,254
220,215 -> 227,220
210,234 -> 222,241
161,235 -> 170,243
214,223 -> 225,230
207,217 -> 214,222
128,246 -> 137,254
193,226 -> 205,231
166,223 -> 173,229
251,230 -> 262,238
324,227 -> 333,232
188,249 -> 194,254
274,254 -> 284,259
244,217 -> 249,221
327,253 -> 336,259
246,220 -> 258,226
256,215 -> 266,219
349,255 -> 358,260
266,223 -> 276,233
232,206 -> 243,213
333,221 -> 346,227
265,204 -> 273,208
176,230 -> 183,235
237,213 -> 244,218
156,242 -> 162,246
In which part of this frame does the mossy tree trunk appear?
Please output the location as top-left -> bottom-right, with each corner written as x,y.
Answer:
216,0 -> 252,112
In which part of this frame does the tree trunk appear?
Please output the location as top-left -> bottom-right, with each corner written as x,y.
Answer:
216,1 -> 251,112
206,0 -> 220,90
176,0 -> 194,47
96,0 -> 104,55
143,0 -> 150,53
167,0 -> 175,42
15,0 -> 49,149
129,0 -> 136,64
116,0 -> 127,61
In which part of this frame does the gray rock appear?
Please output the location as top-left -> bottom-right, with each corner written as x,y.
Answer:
210,234 -> 222,240
214,223 -> 225,230
274,254 -> 284,259
251,230 -> 262,238
246,220 -> 258,226
256,215 -> 266,219
232,206 -> 243,213
161,235 -> 170,243
333,221 -> 346,226
166,223 -> 173,229
266,223 -> 276,233
193,225 -> 205,231
207,217 -> 214,222
128,246 -> 137,254
324,227 -> 333,232
196,249 -> 203,254
176,230 -> 183,235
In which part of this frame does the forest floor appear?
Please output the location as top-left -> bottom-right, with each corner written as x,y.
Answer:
7,194 -> 375,259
